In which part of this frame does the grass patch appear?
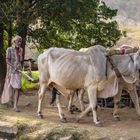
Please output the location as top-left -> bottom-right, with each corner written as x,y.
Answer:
16,120 -> 37,140
0,104 -> 8,112
21,71 -> 39,91
42,127 -> 89,140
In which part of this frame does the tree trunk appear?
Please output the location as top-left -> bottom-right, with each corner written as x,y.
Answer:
8,20 -> 12,47
16,21 -> 28,65
0,23 -> 6,96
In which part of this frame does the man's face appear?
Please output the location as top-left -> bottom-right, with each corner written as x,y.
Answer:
15,39 -> 22,48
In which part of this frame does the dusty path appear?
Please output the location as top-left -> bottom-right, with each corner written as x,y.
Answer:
0,92 -> 140,140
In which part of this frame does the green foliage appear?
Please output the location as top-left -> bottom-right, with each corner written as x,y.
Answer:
29,0 -> 123,50
21,71 -> 39,91
1,0 -> 123,51
3,31 -> 8,49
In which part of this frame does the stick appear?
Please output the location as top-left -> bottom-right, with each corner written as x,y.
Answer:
7,62 -> 34,82
18,69 -> 34,82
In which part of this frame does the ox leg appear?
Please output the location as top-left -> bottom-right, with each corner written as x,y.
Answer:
68,92 -> 74,114
113,88 -> 122,121
78,89 -> 85,112
76,105 -> 91,122
13,89 -> 20,112
128,87 -> 140,120
56,94 -> 67,123
88,86 -> 101,126
37,83 -> 47,118
77,86 -> 101,126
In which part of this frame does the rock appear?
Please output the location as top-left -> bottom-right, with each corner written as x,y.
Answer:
0,121 -> 18,139
97,137 -> 111,140
59,135 -> 74,140
42,135 -> 74,140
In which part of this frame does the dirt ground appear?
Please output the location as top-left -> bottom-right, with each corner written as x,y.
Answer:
0,91 -> 140,140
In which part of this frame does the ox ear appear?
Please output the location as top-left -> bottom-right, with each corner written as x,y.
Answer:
133,49 -> 140,71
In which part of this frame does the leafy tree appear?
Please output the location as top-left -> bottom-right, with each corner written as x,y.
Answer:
29,0 -> 123,50
1,0 -> 123,51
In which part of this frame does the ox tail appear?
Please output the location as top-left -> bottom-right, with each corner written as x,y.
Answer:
50,87 -> 60,104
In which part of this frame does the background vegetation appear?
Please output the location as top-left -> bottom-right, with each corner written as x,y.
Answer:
0,0 -> 124,94
21,71 -> 39,91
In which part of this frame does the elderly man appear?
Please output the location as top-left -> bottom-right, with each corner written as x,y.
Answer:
1,35 -> 23,112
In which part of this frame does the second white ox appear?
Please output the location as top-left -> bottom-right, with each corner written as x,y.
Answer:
37,45 -> 140,126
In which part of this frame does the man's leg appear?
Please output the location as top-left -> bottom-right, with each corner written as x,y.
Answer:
13,89 -> 20,112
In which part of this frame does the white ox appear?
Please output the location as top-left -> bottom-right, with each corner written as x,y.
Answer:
67,48 -> 89,113
70,46 -> 140,121
37,45 -> 140,126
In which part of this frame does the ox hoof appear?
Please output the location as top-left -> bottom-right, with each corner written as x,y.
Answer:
70,110 -> 74,114
76,118 -> 80,123
61,118 -> 67,123
70,105 -> 81,113
95,122 -> 103,127
39,114 -> 44,119
113,116 -> 120,121
38,112 -> 44,119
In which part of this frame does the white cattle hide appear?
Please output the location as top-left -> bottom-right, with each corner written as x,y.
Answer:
37,45 -> 140,125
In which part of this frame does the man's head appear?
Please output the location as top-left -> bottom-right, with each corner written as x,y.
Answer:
13,35 -> 22,48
